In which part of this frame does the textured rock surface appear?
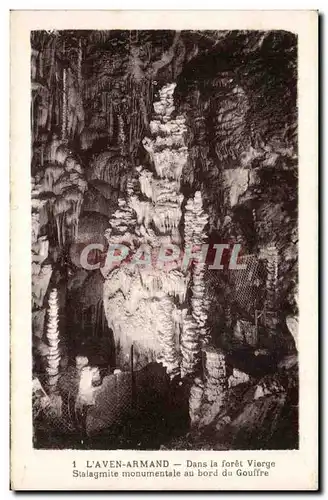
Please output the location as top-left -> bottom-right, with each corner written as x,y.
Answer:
31,176 -> 53,317
103,83 -> 209,378
45,288 -> 61,389
31,30 -> 299,450
189,347 -> 228,427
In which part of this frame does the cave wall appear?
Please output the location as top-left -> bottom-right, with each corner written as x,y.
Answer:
175,30 -> 298,349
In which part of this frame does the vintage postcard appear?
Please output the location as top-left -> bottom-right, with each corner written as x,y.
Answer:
10,10 -> 318,491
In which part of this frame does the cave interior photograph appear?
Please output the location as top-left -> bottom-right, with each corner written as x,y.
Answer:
31,29 -> 298,451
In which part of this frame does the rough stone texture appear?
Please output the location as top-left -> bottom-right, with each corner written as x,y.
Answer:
228,368 -> 250,388
286,316 -> 298,351
204,347 -> 228,405
31,31 -> 299,450
32,264 -> 53,310
222,168 -> 250,208
189,347 -> 229,428
233,319 -> 258,347
45,288 -> 61,389
86,372 -> 132,435
32,309 -> 46,339
31,176 -> 53,314
103,83 -> 209,378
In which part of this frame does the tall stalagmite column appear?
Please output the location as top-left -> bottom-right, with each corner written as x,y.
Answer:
45,288 -> 61,390
103,83 -> 209,378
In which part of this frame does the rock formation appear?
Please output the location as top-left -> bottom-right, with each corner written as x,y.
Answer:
30,30 -> 299,451
45,288 -> 61,390
32,175 -> 52,355
103,83 -> 209,378
189,346 -> 228,427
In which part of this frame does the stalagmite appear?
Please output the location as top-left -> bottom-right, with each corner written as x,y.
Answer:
45,288 -> 61,390
31,176 -> 52,328
188,347 -> 229,428
76,366 -> 100,408
265,245 -> 279,311
103,82 -> 210,379
228,368 -> 250,388
104,83 -> 191,377
204,347 -> 227,408
189,377 -> 204,425
184,191 -> 210,344
61,68 -> 67,141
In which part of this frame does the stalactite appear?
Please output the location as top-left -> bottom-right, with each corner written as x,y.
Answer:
76,365 -> 99,408
47,40 -> 55,87
109,98 -> 114,140
55,86 -> 59,128
39,139 -> 87,248
260,245 -> 279,313
61,67 -> 67,141
47,93 -> 53,133
39,46 -> 43,79
45,288 -> 61,390
188,346 -> 230,430
191,262 -> 209,342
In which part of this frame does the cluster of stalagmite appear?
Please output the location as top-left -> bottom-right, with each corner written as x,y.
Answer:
45,288 -> 61,389
189,347 -> 228,426
184,191 -> 210,344
103,83 -> 209,377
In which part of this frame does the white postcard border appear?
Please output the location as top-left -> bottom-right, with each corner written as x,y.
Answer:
10,10 -> 318,491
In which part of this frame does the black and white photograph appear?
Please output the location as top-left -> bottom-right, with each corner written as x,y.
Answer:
10,9 -> 318,491
30,27 -> 299,451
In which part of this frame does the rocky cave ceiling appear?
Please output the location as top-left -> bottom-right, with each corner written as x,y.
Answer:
31,29 -> 299,449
